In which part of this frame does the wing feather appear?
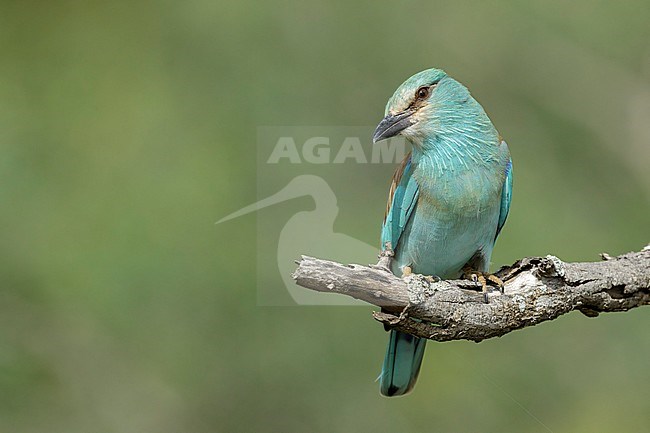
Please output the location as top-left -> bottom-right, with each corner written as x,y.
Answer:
381,152 -> 419,251
495,156 -> 513,240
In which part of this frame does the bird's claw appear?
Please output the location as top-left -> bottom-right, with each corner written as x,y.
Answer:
424,274 -> 441,283
401,265 -> 440,283
461,268 -> 505,303
394,265 -> 442,284
489,274 -> 506,294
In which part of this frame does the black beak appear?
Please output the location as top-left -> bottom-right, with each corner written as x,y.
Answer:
372,111 -> 415,143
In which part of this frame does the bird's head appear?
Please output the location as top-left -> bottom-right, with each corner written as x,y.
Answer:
372,68 -> 473,145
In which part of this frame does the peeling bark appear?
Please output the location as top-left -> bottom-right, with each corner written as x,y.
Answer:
292,246 -> 650,342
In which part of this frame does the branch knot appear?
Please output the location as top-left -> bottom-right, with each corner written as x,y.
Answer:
537,255 -> 566,278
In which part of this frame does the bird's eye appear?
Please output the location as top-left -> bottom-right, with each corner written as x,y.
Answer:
415,86 -> 430,100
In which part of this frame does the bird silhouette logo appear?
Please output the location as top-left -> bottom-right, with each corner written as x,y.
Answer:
217,175 -> 376,305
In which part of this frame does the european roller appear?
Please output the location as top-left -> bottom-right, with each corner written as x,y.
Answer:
372,68 -> 513,397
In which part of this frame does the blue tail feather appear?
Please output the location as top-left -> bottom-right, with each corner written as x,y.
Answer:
380,330 -> 426,396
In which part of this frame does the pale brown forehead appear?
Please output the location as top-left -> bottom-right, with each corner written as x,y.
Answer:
387,87 -> 417,115
385,69 -> 446,114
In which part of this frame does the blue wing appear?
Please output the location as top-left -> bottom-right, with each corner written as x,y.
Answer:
379,153 -> 424,397
381,153 -> 419,251
495,157 -> 513,240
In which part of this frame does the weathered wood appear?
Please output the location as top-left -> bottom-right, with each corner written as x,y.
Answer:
292,246 -> 650,342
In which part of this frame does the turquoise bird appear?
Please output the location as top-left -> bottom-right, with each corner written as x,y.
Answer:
372,68 -> 513,397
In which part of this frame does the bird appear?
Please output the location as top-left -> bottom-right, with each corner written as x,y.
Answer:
372,68 -> 513,397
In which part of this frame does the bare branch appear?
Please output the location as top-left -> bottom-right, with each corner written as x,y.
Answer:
292,246 -> 650,342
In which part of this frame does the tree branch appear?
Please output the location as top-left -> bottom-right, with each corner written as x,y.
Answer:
292,246 -> 650,342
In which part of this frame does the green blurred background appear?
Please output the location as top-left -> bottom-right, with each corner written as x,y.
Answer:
1,1 -> 649,432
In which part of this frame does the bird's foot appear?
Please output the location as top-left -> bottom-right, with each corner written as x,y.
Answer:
401,265 -> 440,283
461,268 -> 505,303
424,275 -> 441,283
